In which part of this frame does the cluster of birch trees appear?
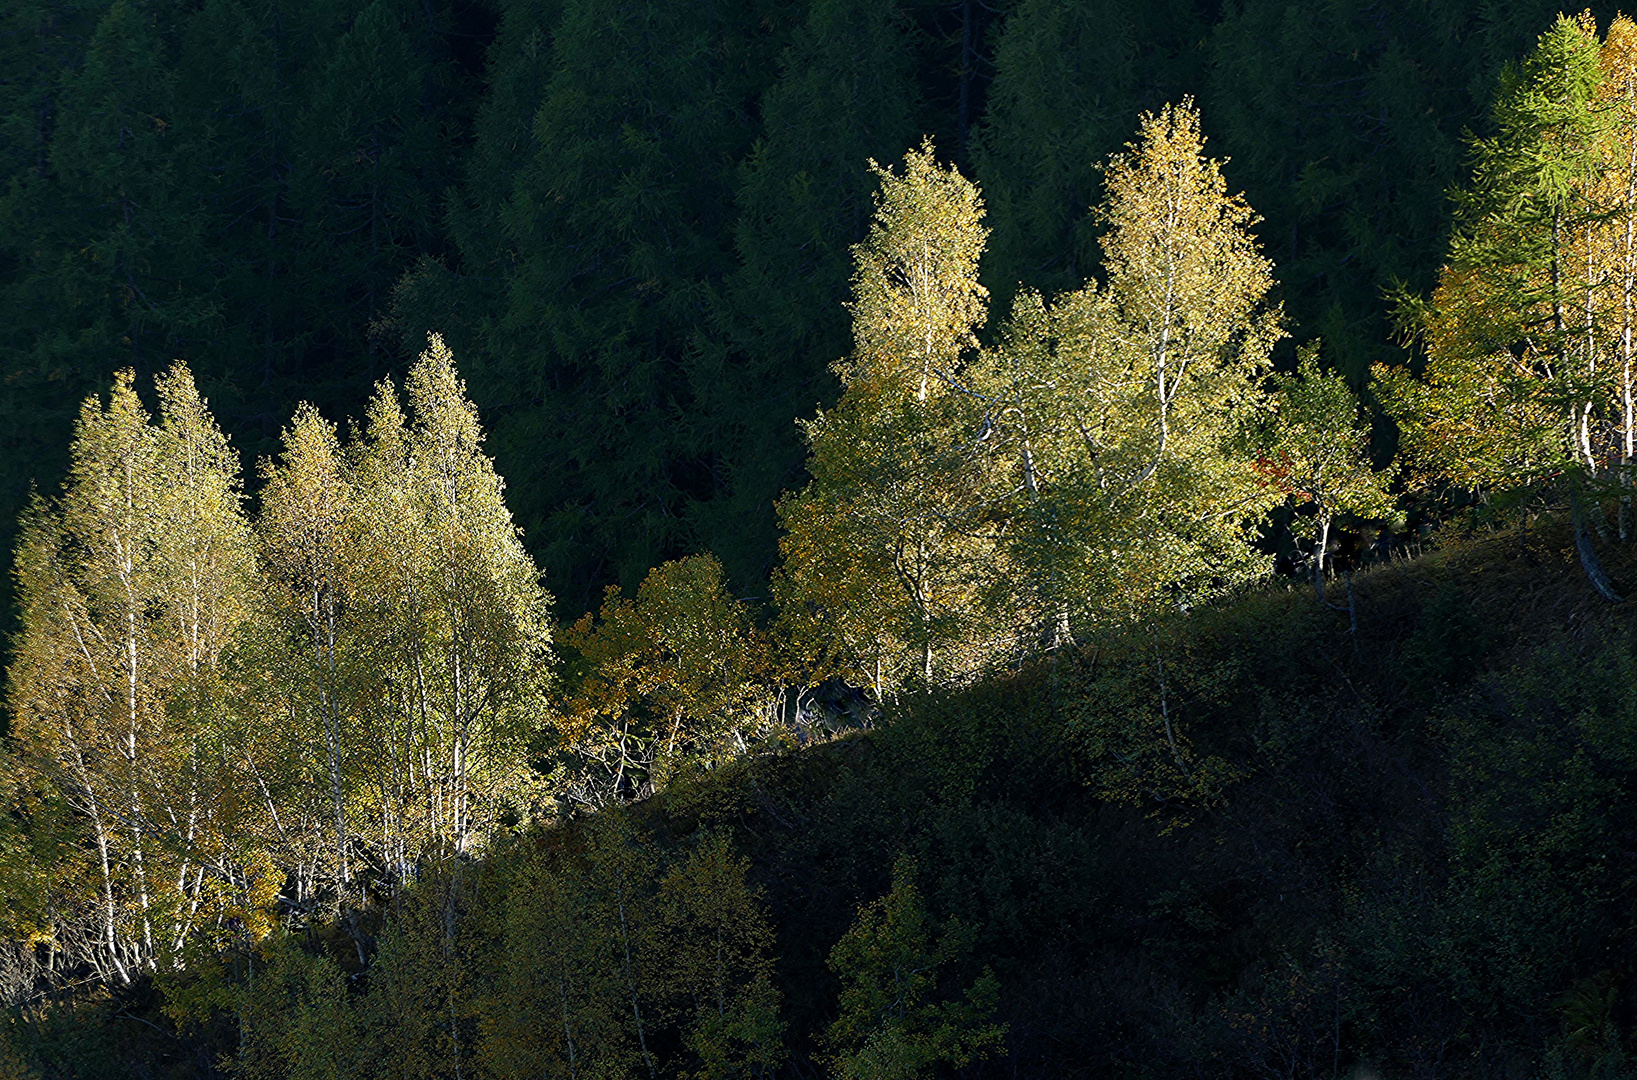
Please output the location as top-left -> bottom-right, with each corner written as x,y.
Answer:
3,100 -> 1399,989
6,338 -> 553,982
774,104 -> 1389,699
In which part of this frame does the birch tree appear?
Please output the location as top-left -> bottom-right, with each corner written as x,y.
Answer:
255,403 -> 359,905
7,364 -> 255,978
775,143 -> 1010,696
1266,350 -> 1396,603
149,363 -> 258,949
348,334 -> 554,872
976,100 -> 1282,637
558,554 -> 777,807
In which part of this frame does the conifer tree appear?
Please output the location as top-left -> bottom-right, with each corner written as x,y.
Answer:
1205,0 -> 1468,379
973,0 -> 1207,304
391,0 -> 566,375
774,142 -> 1006,696
168,0 -> 354,420
478,0 -> 794,608
824,856 -> 1003,1080
0,0 -> 213,535
439,0 -> 564,303
1380,15 -> 1625,597
701,0 -> 924,585
0,0 -> 113,654
25,1 -> 214,375
290,0 -> 457,378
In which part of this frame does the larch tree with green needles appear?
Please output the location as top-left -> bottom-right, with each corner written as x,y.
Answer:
1381,14 -> 1636,600
823,856 -> 1004,1080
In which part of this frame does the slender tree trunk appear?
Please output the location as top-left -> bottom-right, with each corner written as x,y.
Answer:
1573,494 -> 1624,602
560,972 -> 579,1080
89,788 -> 129,985
323,595 -> 347,889
1621,117 -> 1637,537
1584,240 -> 1598,470
614,872 -> 656,1079
1554,210 -> 1568,370
1153,631 -> 1185,773
1313,513 -> 1331,606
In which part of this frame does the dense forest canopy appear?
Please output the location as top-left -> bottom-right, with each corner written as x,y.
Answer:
0,0 -> 1619,626
12,2 -> 1637,1078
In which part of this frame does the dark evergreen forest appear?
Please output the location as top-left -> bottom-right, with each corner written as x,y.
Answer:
12,2 -> 1637,1079
0,0 -> 1607,620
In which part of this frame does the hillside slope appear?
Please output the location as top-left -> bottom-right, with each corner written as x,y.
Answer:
11,528 -> 1637,1079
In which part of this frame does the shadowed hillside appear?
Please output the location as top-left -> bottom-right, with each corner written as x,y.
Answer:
12,527 -> 1637,1079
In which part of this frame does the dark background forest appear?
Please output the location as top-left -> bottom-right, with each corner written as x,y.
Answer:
1,0 -> 1609,628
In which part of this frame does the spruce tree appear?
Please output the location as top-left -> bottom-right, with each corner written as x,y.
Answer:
0,0 -> 113,657
5,0 -> 213,378
973,0 -> 1208,305
440,0 -> 565,305
700,0 -> 923,587
477,0 -> 795,609
1204,0 -> 1581,380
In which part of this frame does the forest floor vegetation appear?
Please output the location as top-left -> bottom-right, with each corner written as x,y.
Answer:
11,525 -> 1637,1079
